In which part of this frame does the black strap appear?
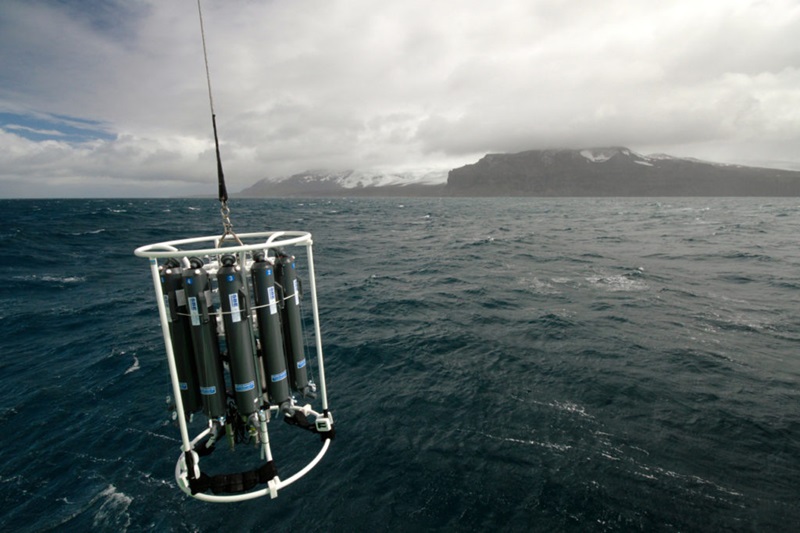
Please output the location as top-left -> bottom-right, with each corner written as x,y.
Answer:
188,461 -> 278,495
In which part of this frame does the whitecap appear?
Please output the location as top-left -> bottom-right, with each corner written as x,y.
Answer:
459,428 -> 572,452
124,427 -> 180,443
496,434 -> 573,452
11,274 -> 86,284
40,275 -> 86,284
0,407 -> 18,422
520,277 -> 561,295
586,274 -> 648,292
634,465 -> 744,498
68,229 -> 105,236
549,400 -> 594,419
93,485 -> 132,531
124,355 -> 140,375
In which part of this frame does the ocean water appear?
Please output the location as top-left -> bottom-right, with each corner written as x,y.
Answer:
1,197 -> 799,532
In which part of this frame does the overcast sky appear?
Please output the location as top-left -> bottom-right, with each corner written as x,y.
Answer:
1,0 -> 799,197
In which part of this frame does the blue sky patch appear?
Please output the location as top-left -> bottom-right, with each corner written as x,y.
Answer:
0,111 -> 117,143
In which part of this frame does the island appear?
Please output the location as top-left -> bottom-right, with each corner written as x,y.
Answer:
237,147 -> 800,197
445,147 -> 800,196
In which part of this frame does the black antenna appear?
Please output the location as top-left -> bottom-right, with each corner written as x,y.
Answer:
197,0 -> 238,243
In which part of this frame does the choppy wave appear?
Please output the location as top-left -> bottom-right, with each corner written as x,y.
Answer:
0,197 -> 799,532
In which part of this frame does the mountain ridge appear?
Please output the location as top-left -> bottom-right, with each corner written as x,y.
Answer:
237,147 -> 800,197
445,147 -> 800,196
237,169 -> 447,197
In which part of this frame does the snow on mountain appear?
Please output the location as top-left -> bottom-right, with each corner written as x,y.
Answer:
274,168 -> 449,188
580,147 -> 657,164
580,148 -> 617,162
238,167 -> 449,197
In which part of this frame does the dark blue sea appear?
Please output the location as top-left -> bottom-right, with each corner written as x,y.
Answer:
1,197 -> 799,532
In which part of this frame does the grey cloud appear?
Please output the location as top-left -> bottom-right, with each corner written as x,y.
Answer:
1,0 -> 799,196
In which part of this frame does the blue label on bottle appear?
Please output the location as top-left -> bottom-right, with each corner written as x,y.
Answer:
179,382 -> 188,390
226,274 -> 234,282
200,386 -> 216,395
271,370 -> 287,382
297,359 -> 306,369
235,381 -> 255,392
267,286 -> 277,315
188,296 -> 200,326
229,293 -> 241,322
266,269 -> 272,276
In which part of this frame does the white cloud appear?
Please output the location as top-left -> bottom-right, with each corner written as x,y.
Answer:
1,0 -> 800,196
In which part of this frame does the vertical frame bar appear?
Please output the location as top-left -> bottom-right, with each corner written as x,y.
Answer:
304,241 -> 329,411
149,258 -> 193,453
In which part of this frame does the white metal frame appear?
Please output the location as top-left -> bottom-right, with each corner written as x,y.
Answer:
135,231 -> 332,502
